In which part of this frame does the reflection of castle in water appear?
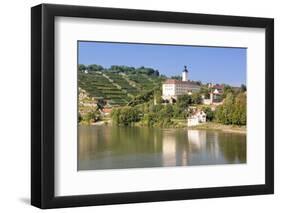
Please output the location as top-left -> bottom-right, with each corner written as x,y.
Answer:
162,134 -> 177,166
161,130 -> 220,166
79,126 -> 246,170
188,130 -> 207,149
162,130 -> 193,167
188,130 -> 220,159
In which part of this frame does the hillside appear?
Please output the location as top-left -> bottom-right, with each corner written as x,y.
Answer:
78,65 -> 165,106
78,64 -> 247,128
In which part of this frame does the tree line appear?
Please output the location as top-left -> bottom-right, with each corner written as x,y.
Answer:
79,64 -> 160,76
110,86 -> 247,127
215,92 -> 246,125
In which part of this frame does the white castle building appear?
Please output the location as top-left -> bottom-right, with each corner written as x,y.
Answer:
162,66 -> 200,102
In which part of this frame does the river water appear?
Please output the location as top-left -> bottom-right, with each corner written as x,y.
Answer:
78,125 -> 246,170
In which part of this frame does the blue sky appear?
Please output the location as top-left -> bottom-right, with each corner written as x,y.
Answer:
78,41 -> 246,86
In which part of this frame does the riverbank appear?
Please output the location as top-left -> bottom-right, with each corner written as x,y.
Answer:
80,119 -> 246,134
188,122 -> 246,134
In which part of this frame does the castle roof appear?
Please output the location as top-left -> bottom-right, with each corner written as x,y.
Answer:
164,79 -> 182,84
164,79 -> 200,87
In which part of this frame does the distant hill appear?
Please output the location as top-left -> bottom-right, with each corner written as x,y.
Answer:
78,64 -> 165,106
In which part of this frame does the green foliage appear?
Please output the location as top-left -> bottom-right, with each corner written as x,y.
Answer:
191,92 -> 202,104
111,108 -> 121,124
217,93 -> 235,124
176,93 -> 201,107
161,105 -> 174,118
232,93 -> 247,125
171,75 -> 182,80
137,66 -> 159,76
87,64 -> 104,71
109,65 -> 159,76
82,109 -> 101,124
222,84 -> 234,98
111,107 -> 141,126
109,65 -> 135,73
78,64 -> 87,72
202,106 -> 214,121
177,94 -> 192,108
111,102 -> 179,127
128,90 -> 154,107
172,105 -> 187,119
199,87 -> 210,99
215,92 -> 246,125
141,112 -> 158,127
141,111 -> 173,127
154,90 -> 163,105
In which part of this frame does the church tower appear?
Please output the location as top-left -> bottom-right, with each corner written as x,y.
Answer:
182,65 -> 188,82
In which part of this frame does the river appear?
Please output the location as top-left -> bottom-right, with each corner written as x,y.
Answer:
78,125 -> 246,170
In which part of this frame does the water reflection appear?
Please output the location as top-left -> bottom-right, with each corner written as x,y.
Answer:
78,126 -> 246,170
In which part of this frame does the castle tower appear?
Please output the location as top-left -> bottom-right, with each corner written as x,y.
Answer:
182,65 -> 188,82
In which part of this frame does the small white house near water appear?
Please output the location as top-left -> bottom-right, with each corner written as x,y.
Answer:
187,110 -> 207,126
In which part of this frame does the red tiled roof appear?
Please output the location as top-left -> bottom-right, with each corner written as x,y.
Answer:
212,84 -> 224,90
164,79 -> 199,87
164,79 -> 182,84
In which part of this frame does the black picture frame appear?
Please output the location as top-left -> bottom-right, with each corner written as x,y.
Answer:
31,3 -> 274,209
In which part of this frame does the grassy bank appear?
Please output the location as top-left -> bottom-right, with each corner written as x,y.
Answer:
188,122 -> 246,134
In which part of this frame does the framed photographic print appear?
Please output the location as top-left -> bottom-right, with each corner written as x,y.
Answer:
31,3 -> 274,209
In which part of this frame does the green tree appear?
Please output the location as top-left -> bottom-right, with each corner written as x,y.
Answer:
78,64 -> 87,72
110,65 -> 135,73
177,94 -> 192,109
111,106 -> 141,126
200,87 -> 210,99
215,92 -> 246,125
128,90 -> 154,107
202,106 -> 214,121
191,92 -> 202,104
170,75 -> 182,80
87,64 -> 104,71
223,92 -> 235,124
111,108 -> 121,124
154,90 -> 163,104
142,112 -> 157,127
215,93 -> 235,124
83,110 -> 101,124
164,105 -> 174,117
172,105 -> 186,119
222,85 -> 234,98
232,93 -> 246,125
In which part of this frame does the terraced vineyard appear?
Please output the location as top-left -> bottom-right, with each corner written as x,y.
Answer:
78,71 -> 129,106
104,72 -> 139,96
78,70 -> 164,106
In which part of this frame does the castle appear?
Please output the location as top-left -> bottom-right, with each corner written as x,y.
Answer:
162,66 -> 200,102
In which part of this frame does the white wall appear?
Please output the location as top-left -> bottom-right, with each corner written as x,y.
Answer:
0,0 -> 279,212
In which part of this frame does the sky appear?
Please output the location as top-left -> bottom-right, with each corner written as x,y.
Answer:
78,41 -> 246,86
